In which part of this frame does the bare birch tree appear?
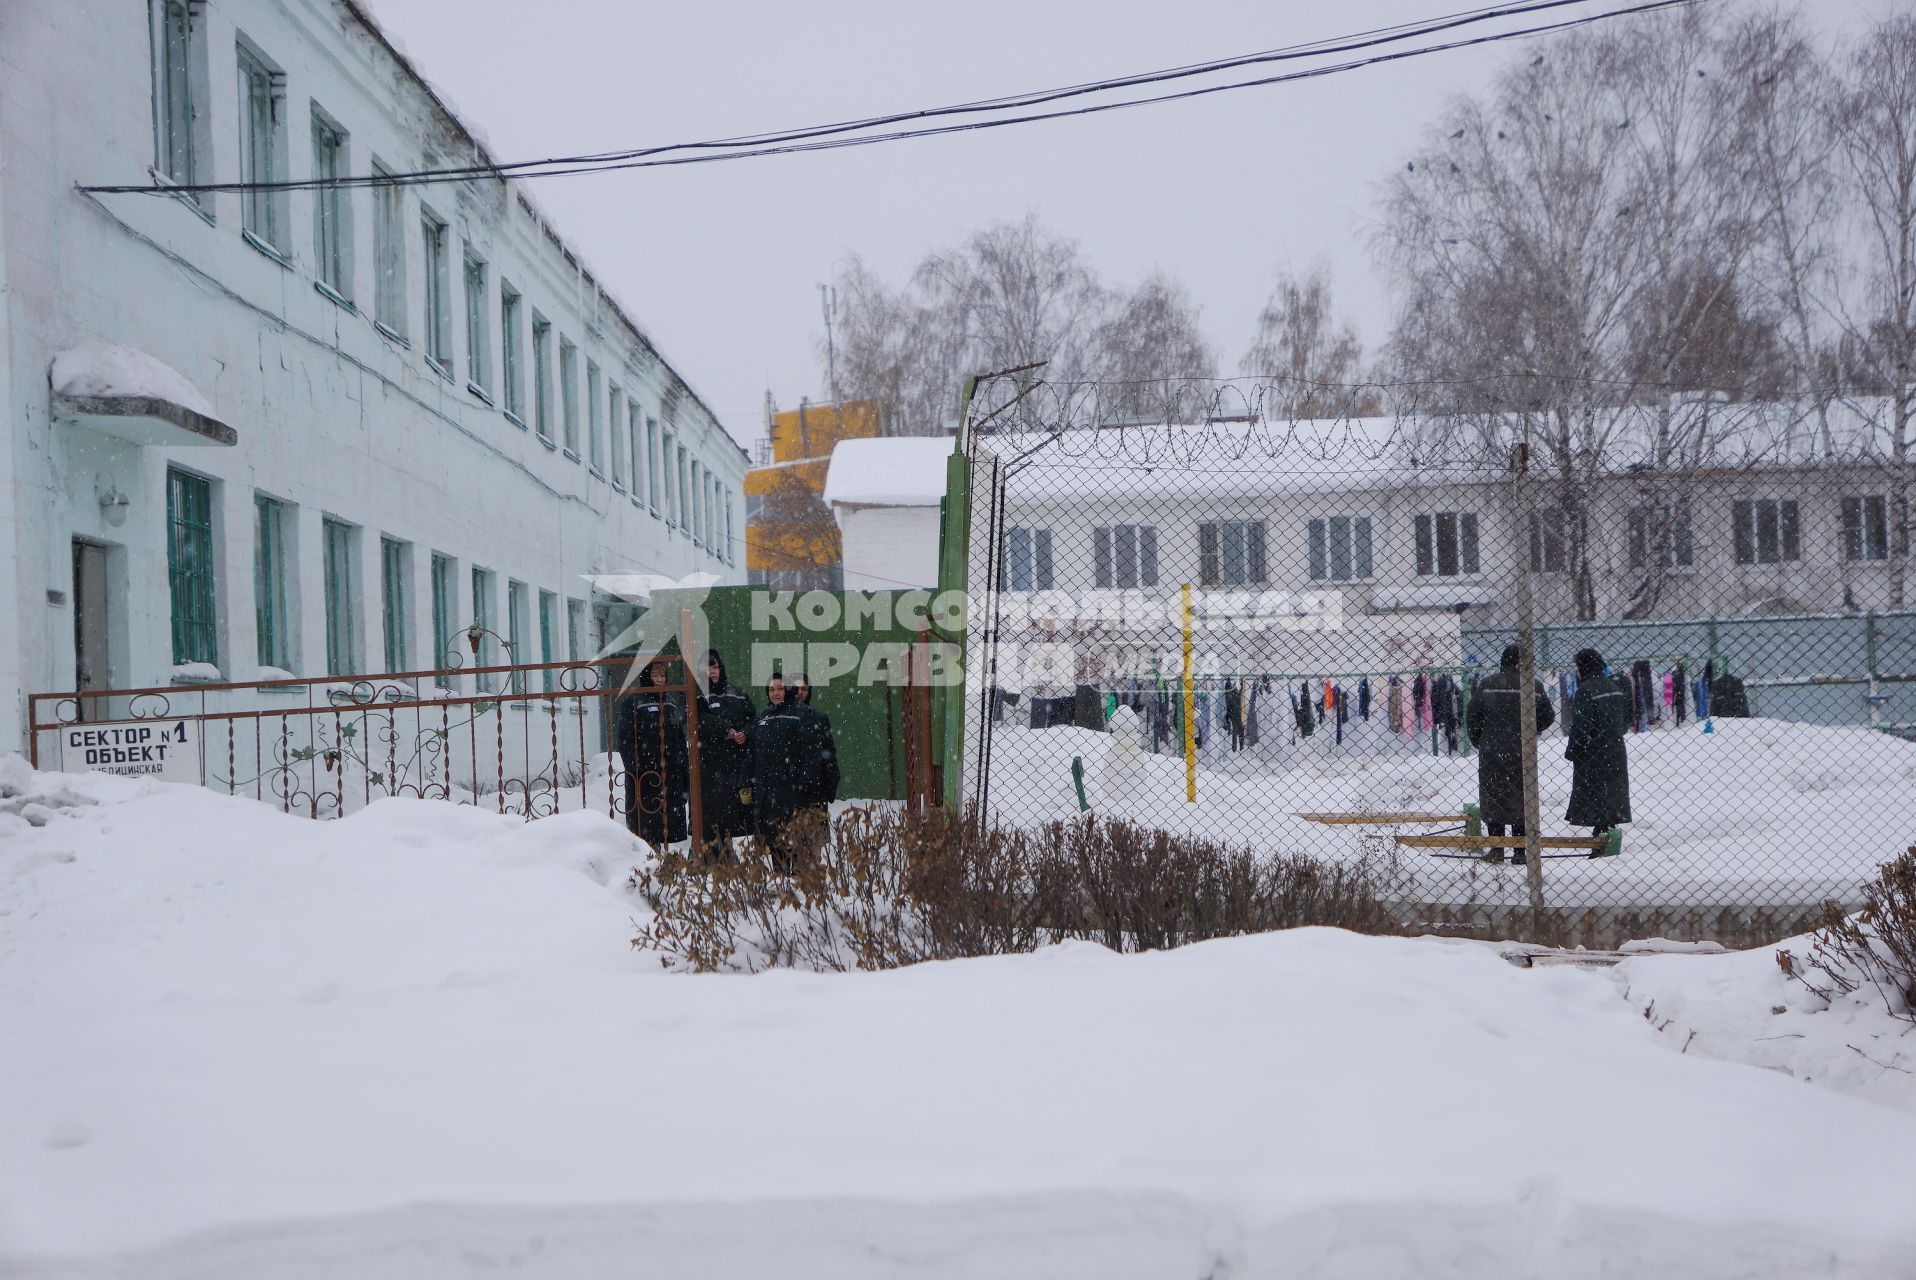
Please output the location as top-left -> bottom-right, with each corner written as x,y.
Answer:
1240,266 -> 1380,420
1831,17 -> 1916,608
825,214 -> 1214,435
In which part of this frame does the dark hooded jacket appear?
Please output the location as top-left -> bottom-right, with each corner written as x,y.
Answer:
1464,648 -> 1556,826
615,681 -> 688,846
696,653 -> 757,839
794,694 -> 840,808
1564,667 -> 1633,828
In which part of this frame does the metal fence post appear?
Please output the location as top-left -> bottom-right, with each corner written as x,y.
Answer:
1511,442 -> 1548,931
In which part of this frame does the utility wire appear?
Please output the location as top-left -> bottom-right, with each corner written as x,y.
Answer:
84,0 -> 1704,197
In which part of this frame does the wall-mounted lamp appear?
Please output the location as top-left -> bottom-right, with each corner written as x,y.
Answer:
97,480 -> 130,528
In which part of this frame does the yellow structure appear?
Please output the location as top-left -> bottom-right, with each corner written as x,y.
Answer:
745,398 -> 884,589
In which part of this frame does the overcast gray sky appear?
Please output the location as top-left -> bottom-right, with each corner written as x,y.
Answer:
363,0 -> 1894,451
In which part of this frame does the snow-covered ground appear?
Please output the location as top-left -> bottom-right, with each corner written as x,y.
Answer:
989,716 -> 1916,910
5,761 -> 1916,1278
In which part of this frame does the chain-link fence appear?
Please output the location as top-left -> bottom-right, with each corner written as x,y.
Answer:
957,376 -> 1916,947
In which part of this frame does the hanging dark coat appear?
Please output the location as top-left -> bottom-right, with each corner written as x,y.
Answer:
696,664 -> 757,840
615,691 -> 689,846
1564,673 -> 1633,828
1464,666 -> 1556,827
1710,672 -> 1751,718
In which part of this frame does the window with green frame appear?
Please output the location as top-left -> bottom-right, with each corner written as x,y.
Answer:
567,597 -> 587,662
430,552 -> 456,687
471,567 -> 497,691
254,495 -> 292,671
166,468 -> 218,668
538,589 -> 558,692
506,580 -> 529,695
322,517 -> 359,675
380,537 -> 410,672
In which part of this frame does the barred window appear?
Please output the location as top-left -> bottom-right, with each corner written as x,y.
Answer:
1628,503 -> 1694,570
166,468 -> 217,668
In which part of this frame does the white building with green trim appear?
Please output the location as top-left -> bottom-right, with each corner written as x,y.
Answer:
0,0 -> 748,750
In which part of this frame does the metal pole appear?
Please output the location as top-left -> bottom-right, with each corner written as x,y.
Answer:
1182,582 -> 1197,803
681,610 -> 703,849
1511,443 -> 1548,932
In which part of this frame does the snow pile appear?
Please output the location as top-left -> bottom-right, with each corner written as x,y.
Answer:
50,341 -> 217,418
6,760 -> 1916,1277
0,752 -> 102,833
823,436 -> 955,507
1618,929 -> 1916,1117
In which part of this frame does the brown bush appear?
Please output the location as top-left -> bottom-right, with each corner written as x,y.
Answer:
1777,847 -> 1916,1024
630,806 -> 1400,973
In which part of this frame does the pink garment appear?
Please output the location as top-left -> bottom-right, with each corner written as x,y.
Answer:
1662,671 -> 1675,709
1417,680 -> 1433,732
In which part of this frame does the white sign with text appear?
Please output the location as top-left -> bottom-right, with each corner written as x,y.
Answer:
62,719 -> 203,785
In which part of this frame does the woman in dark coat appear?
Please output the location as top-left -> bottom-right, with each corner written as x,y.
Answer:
1564,648 -> 1632,833
789,673 -> 841,810
745,673 -> 810,869
616,659 -> 689,848
1465,643 -> 1555,841
696,649 -> 756,845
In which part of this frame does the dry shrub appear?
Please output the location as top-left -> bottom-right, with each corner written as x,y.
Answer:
630,806 -> 1399,973
1777,847 -> 1916,1024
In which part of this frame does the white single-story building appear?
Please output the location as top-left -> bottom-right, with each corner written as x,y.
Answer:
822,436 -> 955,592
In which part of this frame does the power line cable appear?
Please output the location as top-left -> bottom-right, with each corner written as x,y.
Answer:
83,0 -> 1705,197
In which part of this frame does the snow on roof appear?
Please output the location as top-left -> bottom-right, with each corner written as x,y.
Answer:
50,342 -> 216,418
988,398 -> 1905,506
823,437 -> 955,507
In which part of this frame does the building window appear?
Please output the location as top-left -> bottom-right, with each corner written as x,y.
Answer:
1413,511 -> 1478,578
420,209 -> 452,374
1308,516 -> 1372,582
586,362 -> 604,473
430,552 -> 456,686
1843,495 -> 1889,563
380,537 -> 410,672
1002,527 -> 1054,592
539,590 -> 559,692
1200,519 -> 1267,587
1094,524 -> 1158,588
463,250 -> 490,397
559,340 -> 580,457
499,283 -> 523,420
321,518 -> 359,676
166,467 -> 217,668
1732,498 -> 1799,566
470,568 -> 498,690
648,420 -> 663,512
691,460 -> 704,545
254,495 -> 292,672
1526,510 -> 1565,574
724,491 -> 735,563
371,160 -> 406,336
1627,503 -> 1694,571
507,580 -> 529,695
236,42 -> 286,251
682,448 -> 697,532
628,403 -> 645,500
609,386 -> 626,488
566,597 -> 587,663
531,313 -> 553,441
311,109 -> 351,300
151,0 -> 208,193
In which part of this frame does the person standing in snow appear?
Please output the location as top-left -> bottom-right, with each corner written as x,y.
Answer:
744,673 -> 813,870
789,672 -> 841,813
695,648 -> 756,851
1465,643 -> 1556,861
1564,648 -> 1632,835
615,658 -> 689,850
